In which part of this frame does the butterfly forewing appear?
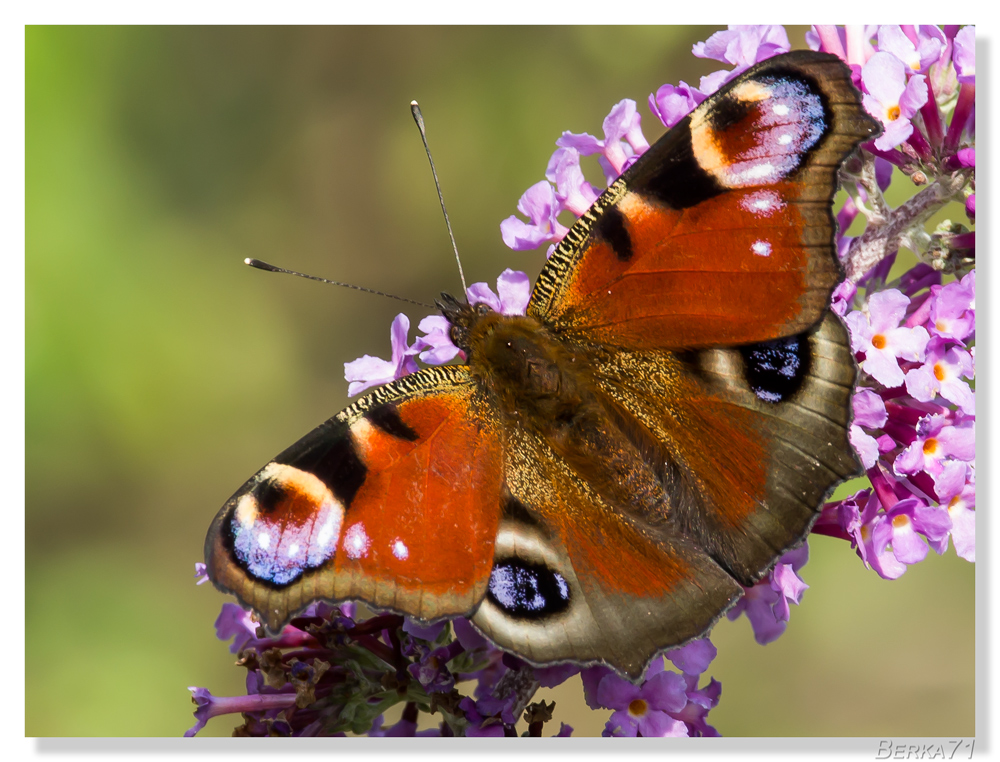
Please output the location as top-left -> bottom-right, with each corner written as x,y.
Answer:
205,366 -> 504,632
529,51 -> 879,349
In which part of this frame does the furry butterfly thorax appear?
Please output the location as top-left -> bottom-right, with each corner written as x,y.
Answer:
205,50 -> 880,679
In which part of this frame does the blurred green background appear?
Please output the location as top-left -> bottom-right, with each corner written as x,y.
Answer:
25,26 -> 974,737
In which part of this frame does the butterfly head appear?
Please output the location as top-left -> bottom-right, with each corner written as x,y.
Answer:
435,292 -> 496,356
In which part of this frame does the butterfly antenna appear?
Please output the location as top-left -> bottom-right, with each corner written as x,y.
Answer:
244,258 -> 435,309
410,100 -> 467,295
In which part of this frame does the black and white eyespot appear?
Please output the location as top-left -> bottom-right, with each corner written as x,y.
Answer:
739,333 -> 811,403
226,463 -> 345,587
487,559 -> 570,619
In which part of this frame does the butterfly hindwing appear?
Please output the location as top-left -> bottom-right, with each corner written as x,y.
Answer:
205,365 -> 504,633
590,310 -> 859,587
468,314 -> 857,676
529,51 -> 880,350
471,423 -> 742,679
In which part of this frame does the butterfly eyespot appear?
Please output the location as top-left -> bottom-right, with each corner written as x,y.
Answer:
739,334 -> 811,403
227,463 -> 345,587
486,559 -> 570,619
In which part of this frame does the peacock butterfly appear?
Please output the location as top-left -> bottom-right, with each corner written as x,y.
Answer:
205,51 -> 880,679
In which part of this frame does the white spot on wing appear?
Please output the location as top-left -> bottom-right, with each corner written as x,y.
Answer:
392,539 -> 409,561
773,103 -> 790,116
317,512 -> 338,549
344,523 -> 371,559
752,240 -> 772,257
739,190 -> 784,217
729,162 -> 776,184
556,574 -> 569,599
257,532 -> 270,550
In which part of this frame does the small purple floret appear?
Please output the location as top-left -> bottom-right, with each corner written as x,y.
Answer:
953,26 -> 975,84
185,686 -> 296,737
344,313 -> 421,397
500,181 -> 569,251
845,289 -> 930,388
861,52 -> 927,150
648,81 -> 705,129
727,545 -> 809,644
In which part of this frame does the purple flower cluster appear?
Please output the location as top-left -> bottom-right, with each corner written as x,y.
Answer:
581,638 -> 722,736
726,545 -> 809,645
192,24 -> 975,737
343,269 -> 531,396
186,596 -> 585,737
805,25 -> 976,577
812,313 -> 976,578
818,27 -> 974,167
187,584 -> 726,737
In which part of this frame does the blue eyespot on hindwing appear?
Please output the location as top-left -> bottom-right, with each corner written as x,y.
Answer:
487,559 -> 571,619
739,333 -> 811,403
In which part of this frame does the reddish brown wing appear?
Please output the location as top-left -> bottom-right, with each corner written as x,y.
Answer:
528,51 -> 879,349
205,365 -> 504,633
467,316 -> 858,677
471,421 -> 742,679
591,311 -> 859,587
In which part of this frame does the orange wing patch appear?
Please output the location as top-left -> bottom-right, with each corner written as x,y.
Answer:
336,394 -> 503,603
590,313 -> 858,585
553,185 -> 820,349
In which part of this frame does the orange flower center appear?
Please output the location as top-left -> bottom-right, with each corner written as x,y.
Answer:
934,363 -> 946,381
871,334 -> 887,349
629,699 -> 648,717
887,105 -> 901,121
923,438 -> 939,455
892,513 -> 910,529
